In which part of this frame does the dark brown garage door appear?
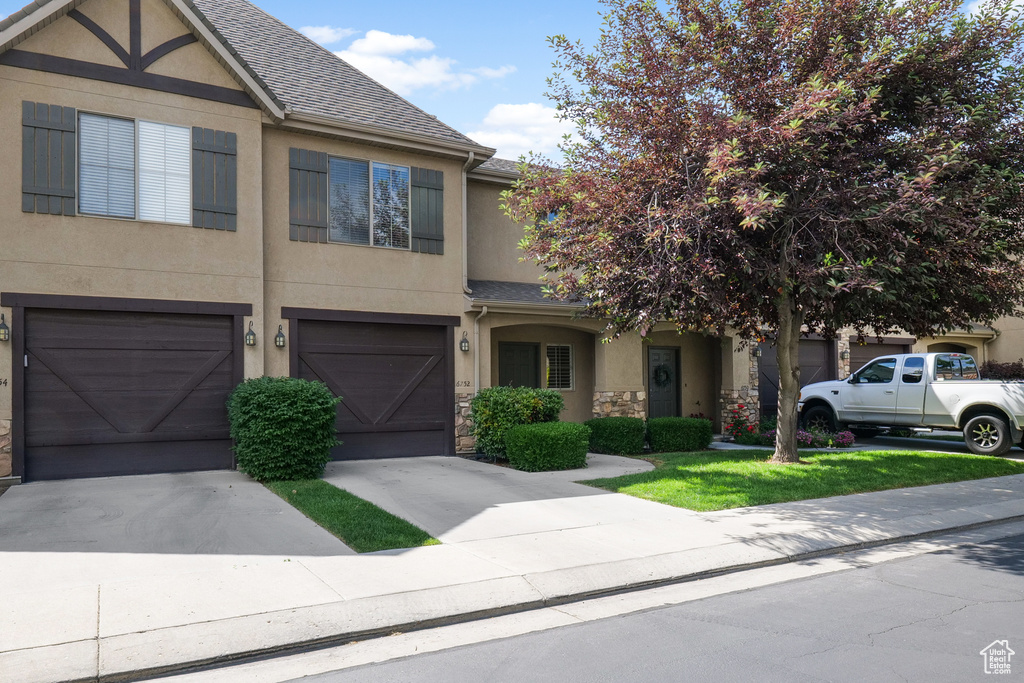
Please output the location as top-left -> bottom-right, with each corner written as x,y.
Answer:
849,338 -> 914,373
292,315 -> 455,459
759,340 -> 836,416
23,308 -> 239,481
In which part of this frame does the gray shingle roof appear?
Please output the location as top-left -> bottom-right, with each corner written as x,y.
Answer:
467,280 -> 581,306
476,158 -> 521,174
2,0 -> 488,149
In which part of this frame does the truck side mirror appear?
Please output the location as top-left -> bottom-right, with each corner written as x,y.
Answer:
848,375 -> 859,384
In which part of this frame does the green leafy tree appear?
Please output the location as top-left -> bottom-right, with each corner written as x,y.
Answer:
503,0 -> 1024,462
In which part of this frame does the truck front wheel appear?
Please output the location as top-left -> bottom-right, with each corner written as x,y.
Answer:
802,405 -> 837,433
963,414 -> 1012,456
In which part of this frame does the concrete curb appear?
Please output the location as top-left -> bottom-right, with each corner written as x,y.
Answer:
21,510 -> 1024,683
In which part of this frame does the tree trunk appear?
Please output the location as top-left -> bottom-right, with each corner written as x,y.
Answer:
772,293 -> 804,463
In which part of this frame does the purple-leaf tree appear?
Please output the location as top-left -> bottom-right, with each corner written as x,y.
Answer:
503,0 -> 1024,462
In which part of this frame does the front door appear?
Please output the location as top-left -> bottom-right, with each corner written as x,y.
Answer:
498,343 -> 540,387
648,347 -> 679,418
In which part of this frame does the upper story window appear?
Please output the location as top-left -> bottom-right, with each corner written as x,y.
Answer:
78,113 -> 191,224
289,147 -> 443,254
327,158 -> 410,249
23,100 -> 237,230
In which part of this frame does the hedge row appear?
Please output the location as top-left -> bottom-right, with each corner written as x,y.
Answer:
506,422 -> 591,472
584,416 -> 714,454
469,386 -> 564,458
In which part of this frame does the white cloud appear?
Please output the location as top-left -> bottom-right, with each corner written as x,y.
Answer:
334,30 -> 514,96
299,25 -> 357,45
347,30 -> 434,56
467,103 -> 577,160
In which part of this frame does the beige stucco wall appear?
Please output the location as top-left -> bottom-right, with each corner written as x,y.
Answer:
0,25 -> 267,432
488,323 -> 596,423
466,179 -> 544,284
645,331 -> 719,421
987,314 -> 1024,362
260,128 -> 471,380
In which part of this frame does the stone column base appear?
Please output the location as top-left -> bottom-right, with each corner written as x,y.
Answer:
720,389 -> 759,432
454,393 -> 476,453
593,391 -> 647,419
0,418 -> 11,478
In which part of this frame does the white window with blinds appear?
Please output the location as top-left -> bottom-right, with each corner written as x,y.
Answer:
327,156 -> 411,249
138,121 -> 190,224
78,113 -> 190,223
546,344 -> 573,390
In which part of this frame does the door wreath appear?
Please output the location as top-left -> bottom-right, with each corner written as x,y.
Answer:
652,363 -> 673,388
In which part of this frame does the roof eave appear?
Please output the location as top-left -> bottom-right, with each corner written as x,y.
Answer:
281,110 -> 496,160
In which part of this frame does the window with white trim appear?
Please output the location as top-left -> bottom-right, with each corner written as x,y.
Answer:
328,156 -> 410,249
78,113 -> 190,224
546,344 -> 573,390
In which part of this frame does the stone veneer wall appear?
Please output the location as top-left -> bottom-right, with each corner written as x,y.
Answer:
593,390 -> 647,419
837,337 -> 852,379
720,345 -> 760,429
0,419 -> 11,478
455,393 -> 476,454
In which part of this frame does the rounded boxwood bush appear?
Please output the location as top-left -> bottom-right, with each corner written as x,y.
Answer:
505,422 -> 591,472
584,416 -> 646,455
470,386 -> 565,457
227,376 -> 341,482
647,417 -> 713,452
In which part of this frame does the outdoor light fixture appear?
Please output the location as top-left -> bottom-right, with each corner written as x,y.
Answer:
275,325 -> 287,348
460,331 -> 470,353
841,350 -> 851,361
245,321 -> 257,347
753,347 -> 762,358
0,314 -> 9,343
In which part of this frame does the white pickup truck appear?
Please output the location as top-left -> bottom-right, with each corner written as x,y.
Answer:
798,353 -> 1024,456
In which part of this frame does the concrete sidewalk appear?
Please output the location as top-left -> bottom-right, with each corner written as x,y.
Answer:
3,456 -> 1024,683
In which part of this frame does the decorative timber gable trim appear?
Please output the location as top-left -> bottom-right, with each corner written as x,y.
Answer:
0,0 -> 284,119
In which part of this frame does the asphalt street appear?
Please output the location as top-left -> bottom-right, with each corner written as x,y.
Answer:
293,528 -> 1024,683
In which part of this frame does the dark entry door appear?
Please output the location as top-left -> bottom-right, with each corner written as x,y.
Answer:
498,343 -> 540,388
295,319 -> 450,459
23,309 -> 237,481
759,340 -> 835,416
648,347 -> 679,418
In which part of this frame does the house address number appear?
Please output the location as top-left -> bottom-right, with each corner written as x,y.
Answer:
456,380 -> 472,388
0,378 -> 7,387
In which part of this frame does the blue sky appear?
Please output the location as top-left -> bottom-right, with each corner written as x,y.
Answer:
0,0 -> 605,159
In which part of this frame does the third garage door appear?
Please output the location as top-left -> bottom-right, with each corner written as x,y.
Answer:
759,340 -> 836,416
849,338 -> 914,373
293,317 -> 454,459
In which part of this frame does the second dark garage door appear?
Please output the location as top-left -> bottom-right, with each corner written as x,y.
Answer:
759,340 -> 836,416
849,338 -> 914,372
292,315 -> 455,459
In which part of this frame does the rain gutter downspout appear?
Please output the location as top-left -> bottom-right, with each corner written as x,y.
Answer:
462,152 -> 475,295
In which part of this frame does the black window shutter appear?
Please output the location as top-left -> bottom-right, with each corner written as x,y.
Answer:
411,167 -> 444,254
192,128 -> 237,231
22,101 -> 76,215
288,148 -> 329,243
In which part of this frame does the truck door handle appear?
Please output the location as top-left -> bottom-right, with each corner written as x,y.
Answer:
884,390 -> 895,394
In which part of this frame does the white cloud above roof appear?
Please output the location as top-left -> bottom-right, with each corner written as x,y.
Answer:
334,30 -> 515,96
467,103 -> 576,160
299,25 -> 357,45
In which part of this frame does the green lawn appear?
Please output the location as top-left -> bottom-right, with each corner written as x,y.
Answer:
266,480 -> 440,553
582,450 -> 1024,512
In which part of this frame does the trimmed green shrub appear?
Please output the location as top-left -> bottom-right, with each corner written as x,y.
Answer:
647,417 -> 713,452
228,377 -> 341,482
584,416 -> 646,455
470,386 -> 565,457
506,422 -> 591,472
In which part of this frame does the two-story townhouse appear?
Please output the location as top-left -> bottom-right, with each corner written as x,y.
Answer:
0,0 -> 497,482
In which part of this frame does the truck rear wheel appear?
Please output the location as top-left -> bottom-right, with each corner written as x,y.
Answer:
802,405 -> 837,433
963,414 -> 1012,456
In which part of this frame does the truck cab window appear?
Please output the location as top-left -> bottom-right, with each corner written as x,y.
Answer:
858,358 -> 896,383
935,354 -> 979,380
901,357 -> 924,384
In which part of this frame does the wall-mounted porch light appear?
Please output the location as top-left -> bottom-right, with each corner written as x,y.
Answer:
275,325 -> 287,348
460,331 -> 470,353
245,321 -> 257,347
840,350 -> 850,361
753,346 -> 762,358
0,314 -> 9,342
